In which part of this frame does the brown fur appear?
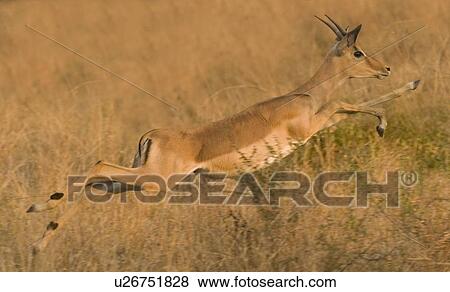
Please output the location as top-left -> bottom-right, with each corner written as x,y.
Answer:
28,16 -> 405,253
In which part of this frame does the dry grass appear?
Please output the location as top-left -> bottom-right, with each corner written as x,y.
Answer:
0,0 -> 448,271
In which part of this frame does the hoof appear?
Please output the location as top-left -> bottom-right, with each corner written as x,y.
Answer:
411,80 -> 421,90
32,239 -> 46,255
26,205 -> 36,213
32,243 -> 42,256
376,125 -> 385,137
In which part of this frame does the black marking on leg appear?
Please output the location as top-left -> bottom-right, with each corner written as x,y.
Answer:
50,192 -> 64,200
47,221 -> 59,231
193,168 -> 209,175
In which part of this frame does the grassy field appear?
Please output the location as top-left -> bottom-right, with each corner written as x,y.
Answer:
0,0 -> 448,271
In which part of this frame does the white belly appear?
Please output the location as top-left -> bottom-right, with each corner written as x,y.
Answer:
205,131 -> 303,174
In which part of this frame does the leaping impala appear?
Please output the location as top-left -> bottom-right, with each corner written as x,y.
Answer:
27,15 -> 420,253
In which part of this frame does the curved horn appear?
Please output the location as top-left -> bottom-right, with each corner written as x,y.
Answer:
325,15 -> 347,37
314,15 -> 344,40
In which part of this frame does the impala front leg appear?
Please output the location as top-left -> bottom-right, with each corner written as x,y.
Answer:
310,101 -> 386,137
321,80 -> 420,134
336,103 -> 387,137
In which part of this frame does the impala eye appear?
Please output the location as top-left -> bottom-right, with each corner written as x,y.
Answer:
353,51 -> 364,58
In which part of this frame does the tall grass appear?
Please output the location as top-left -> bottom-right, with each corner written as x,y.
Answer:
0,0 -> 448,271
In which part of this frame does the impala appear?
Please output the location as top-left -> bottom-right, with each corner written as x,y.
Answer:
27,16 -> 420,253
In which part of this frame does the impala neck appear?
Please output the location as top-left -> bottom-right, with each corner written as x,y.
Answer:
289,55 -> 349,109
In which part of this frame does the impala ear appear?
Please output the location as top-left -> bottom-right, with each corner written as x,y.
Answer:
346,24 -> 362,47
335,24 -> 362,54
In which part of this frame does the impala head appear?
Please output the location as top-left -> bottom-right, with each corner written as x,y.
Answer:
316,15 -> 391,80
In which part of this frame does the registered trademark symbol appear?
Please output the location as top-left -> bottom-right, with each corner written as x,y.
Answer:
400,171 -> 418,187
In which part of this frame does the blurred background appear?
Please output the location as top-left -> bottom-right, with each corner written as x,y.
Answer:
0,0 -> 448,271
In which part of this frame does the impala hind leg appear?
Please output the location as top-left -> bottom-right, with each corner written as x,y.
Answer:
29,161 -> 143,254
26,161 -> 142,213
26,192 -> 64,213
